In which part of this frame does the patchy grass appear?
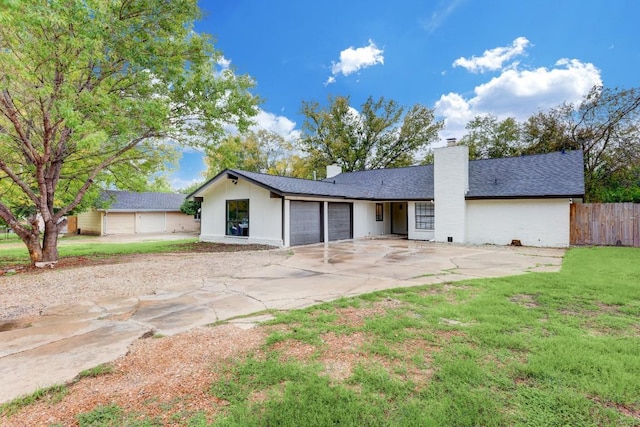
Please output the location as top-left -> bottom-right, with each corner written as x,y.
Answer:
0,384 -> 68,417
3,247 -> 639,426
76,363 -> 114,380
75,403 -> 161,426
207,247 -> 640,426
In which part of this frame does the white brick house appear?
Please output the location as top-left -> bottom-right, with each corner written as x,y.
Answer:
189,146 -> 584,248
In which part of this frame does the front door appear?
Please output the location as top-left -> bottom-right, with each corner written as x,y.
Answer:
390,202 -> 408,234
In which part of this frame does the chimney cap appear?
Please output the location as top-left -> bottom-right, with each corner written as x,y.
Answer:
446,137 -> 457,147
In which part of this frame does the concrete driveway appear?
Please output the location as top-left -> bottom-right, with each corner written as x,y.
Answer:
0,238 -> 565,403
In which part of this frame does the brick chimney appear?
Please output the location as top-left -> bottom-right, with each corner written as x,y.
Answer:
434,144 -> 468,244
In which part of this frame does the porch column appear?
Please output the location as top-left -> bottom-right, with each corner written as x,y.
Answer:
283,199 -> 291,247
323,201 -> 329,243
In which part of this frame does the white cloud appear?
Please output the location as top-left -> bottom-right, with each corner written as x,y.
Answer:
219,109 -> 300,142
217,56 -> 231,69
453,37 -> 530,73
250,109 -> 301,141
170,176 -> 204,192
325,39 -> 384,85
420,0 -> 464,33
436,58 -> 602,143
324,76 -> 336,87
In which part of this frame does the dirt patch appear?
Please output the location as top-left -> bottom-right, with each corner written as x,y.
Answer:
1,296 -> 467,425
332,306 -> 387,327
510,294 -> 540,309
2,325 -> 267,426
590,396 -> 640,421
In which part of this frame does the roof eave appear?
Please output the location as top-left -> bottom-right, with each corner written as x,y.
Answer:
187,169 -> 229,199
98,208 -> 182,212
465,193 -> 584,200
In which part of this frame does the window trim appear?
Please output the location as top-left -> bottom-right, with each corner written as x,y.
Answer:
415,201 -> 434,230
375,203 -> 383,221
225,199 -> 250,237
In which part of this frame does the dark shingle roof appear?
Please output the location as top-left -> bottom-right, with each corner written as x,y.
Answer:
327,165 -> 434,200
228,170 -> 366,199
467,150 -> 584,198
192,150 -> 584,201
98,190 -> 186,211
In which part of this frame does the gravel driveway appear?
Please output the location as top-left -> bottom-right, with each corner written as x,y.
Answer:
0,238 -> 566,404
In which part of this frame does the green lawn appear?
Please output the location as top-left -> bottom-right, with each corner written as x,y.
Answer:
199,247 -> 639,427
4,246 -> 640,426
0,237 -> 199,267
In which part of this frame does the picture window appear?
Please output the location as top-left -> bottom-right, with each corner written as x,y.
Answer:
226,199 -> 249,236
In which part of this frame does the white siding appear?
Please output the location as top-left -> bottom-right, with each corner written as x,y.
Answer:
466,199 -> 571,247
199,178 -> 283,246
166,212 -> 200,233
352,201 -> 389,239
77,209 -> 103,235
434,145 -> 468,243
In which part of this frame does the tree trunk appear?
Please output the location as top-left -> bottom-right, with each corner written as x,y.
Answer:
22,220 -> 60,266
39,221 -> 60,265
25,233 -> 44,265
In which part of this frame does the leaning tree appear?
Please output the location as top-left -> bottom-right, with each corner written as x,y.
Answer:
0,0 -> 258,265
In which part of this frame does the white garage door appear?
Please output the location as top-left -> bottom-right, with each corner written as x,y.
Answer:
104,213 -> 135,235
328,202 -> 352,241
290,201 -> 322,246
138,212 -> 166,233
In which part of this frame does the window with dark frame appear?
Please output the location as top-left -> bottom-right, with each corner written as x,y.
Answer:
375,203 -> 383,221
226,199 -> 249,236
415,202 -> 434,230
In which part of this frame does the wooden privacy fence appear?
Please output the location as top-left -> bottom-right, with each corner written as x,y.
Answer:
570,203 -> 640,247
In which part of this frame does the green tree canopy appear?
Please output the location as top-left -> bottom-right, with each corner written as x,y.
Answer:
205,130 -> 278,177
298,95 -> 443,176
205,129 -> 312,178
0,0 -> 258,265
457,86 -> 640,202
521,86 -> 640,201
458,115 -> 522,160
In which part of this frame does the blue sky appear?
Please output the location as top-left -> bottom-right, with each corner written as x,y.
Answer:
170,0 -> 640,189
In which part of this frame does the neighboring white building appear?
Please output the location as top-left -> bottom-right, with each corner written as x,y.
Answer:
189,146 -> 584,248
77,190 -> 200,235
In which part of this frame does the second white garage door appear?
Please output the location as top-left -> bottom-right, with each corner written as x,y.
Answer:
138,212 -> 166,233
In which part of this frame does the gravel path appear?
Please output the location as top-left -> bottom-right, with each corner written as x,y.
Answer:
0,250 -> 287,322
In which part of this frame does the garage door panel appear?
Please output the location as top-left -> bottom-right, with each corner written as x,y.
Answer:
290,201 -> 322,246
328,202 -> 352,241
138,212 -> 166,233
105,213 -> 135,234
